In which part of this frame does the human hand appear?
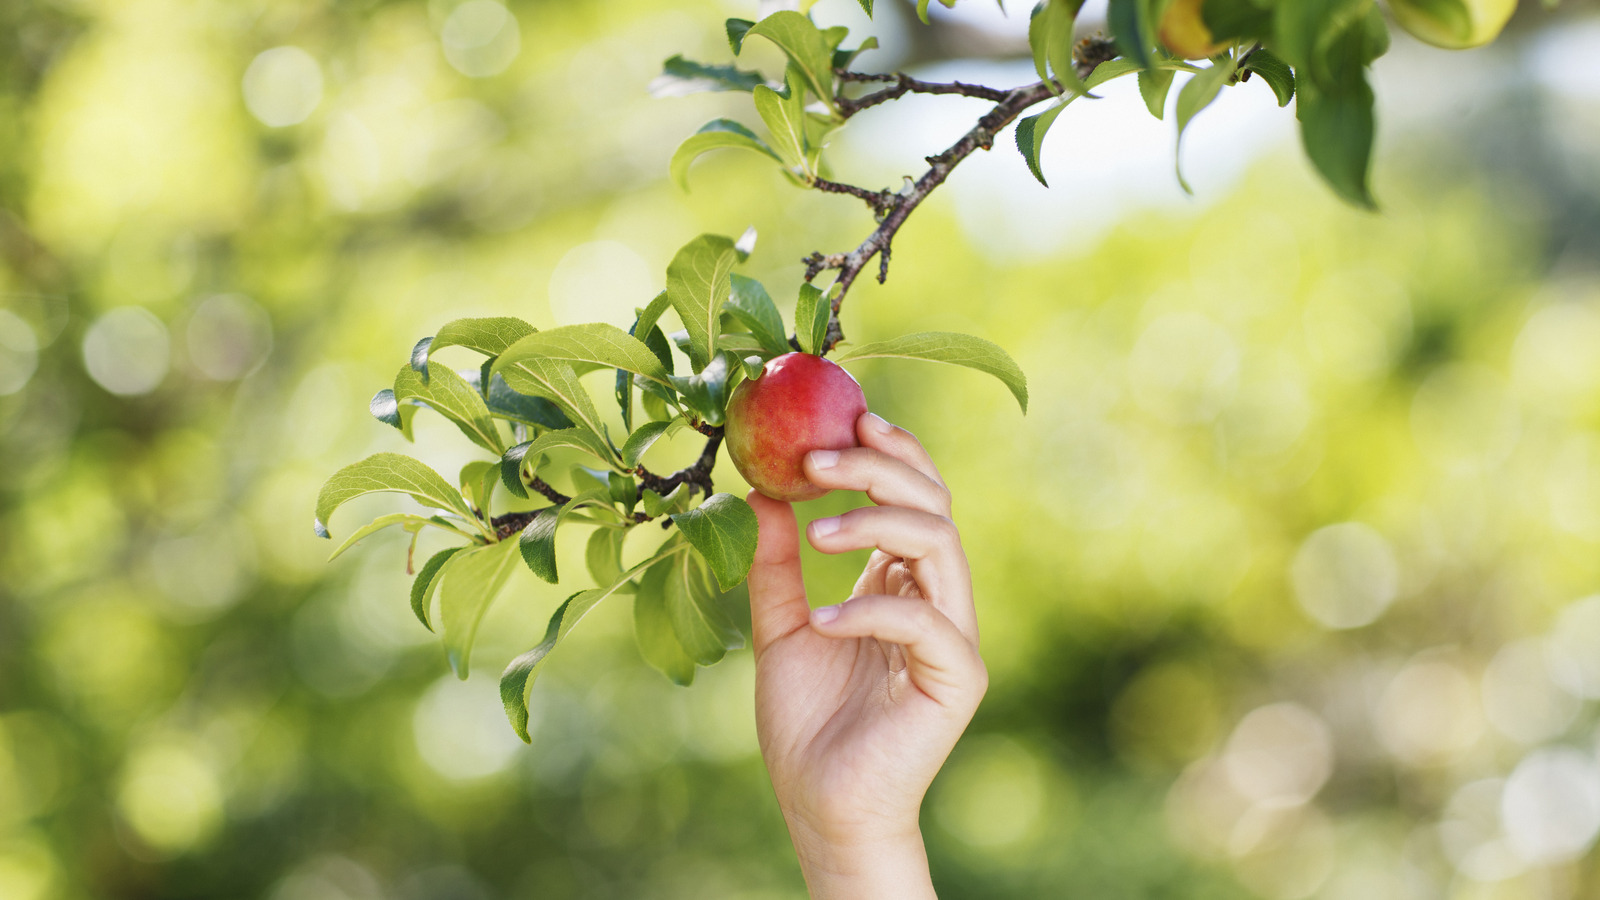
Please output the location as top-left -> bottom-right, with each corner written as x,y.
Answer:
745,412 -> 987,899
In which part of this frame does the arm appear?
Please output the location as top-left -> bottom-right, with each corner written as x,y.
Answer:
745,412 -> 988,898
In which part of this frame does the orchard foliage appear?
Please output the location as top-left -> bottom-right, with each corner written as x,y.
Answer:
316,0 -> 1523,739
315,242 -> 1026,739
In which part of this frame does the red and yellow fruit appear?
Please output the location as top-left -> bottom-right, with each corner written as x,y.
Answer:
724,352 -> 869,502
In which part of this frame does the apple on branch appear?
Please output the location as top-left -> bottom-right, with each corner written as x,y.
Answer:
724,352 -> 869,502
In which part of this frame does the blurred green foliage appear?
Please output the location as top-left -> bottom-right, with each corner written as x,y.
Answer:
4,1 -> 1600,899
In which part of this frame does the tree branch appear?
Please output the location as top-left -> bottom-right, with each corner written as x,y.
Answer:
806,78 -> 1058,349
835,70 -> 1012,119
491,428 -> 725,540
636,427 -> 722,499
801,45 -> 1125,353
812,177 -> 897,218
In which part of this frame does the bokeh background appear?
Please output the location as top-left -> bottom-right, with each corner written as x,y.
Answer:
4,0 -> 1600,897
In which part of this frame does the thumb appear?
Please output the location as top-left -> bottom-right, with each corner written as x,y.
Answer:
746,490 -> 811,657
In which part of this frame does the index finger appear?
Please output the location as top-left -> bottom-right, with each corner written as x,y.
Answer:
856,413 -> 946,489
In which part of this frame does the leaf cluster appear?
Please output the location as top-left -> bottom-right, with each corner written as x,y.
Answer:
658,1 -> 1414,212
315,231 -> 1026,740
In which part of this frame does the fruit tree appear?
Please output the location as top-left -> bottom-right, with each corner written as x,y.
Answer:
314,0 -> 1535,739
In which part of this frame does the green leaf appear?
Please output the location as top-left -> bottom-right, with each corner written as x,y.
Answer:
500,441 -> 531,499
1015,100 -> 1070,187
726,18 -> 754,54
669,351 -> 735,426
326,512 -> 431,561
1174,57 -> 1238,193
411,317 -> 536,381
499,324 -> 670,387
460,369 -> 573,430
439,537 -> 522,679
1291,8 -> 1384,209
666,234 -> 738,373
635,291 -> 675,360
1297,76 -> 1376,210
833,331 -> 1029,413
670,119 -> 782,191
501,587 -> 617,739
1018,54 -> 1148,179
719,333 -> 765,356
621,418 -> 682,469
649,55 -> 766,97
642,484 -> 690,518
1028,1 -> 1052,82
516,427 -> 619,481
570,465 -> 610,496
1273,0 -> 1373,88
1203,0 -> 1276,43
609,472 -> 637,510
501,542 -> 687,740
745,11 -> 836,110
518,490 -> 610,583
369,388 -> 421,440
459,460 -> 498,516
793,283 -> 829,355
1138,66 -> 1175,118
1041,0 -> 1094,99
725,274 -> 790,357
661,552 -> 744,665
490,354 -> 609,440
857,0 -> 874,15
1108,0 -> 1159,71
670,493 -> 759,591
634,557 -> 698,685
411,546 -> 465,631
754,77 -> 808,172
1087,57 -> 1150,88
642,389 -> 673,423
833,35 -> 879,69
740,356 -> 765,381
585,527 -> 625,586
393,364 -> 505,453
1242,48 -> 1295,107
315,453 -> 479,539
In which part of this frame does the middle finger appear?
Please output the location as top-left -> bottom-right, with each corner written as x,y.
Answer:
806,506 -> 977,642
803,446 -> 952,517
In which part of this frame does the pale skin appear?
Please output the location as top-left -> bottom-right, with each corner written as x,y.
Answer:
746,411 -> 988,899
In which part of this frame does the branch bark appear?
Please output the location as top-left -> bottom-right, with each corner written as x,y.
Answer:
835,71 -> 1012,118
806,78 -> 1058,349
490,427 -> 725,540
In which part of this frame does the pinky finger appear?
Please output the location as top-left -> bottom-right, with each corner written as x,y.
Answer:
809,595 -> 988,710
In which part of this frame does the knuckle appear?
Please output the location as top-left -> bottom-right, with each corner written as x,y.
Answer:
971,656 -> 990,696
906,600 -> 939,634
933,515 -> 962,552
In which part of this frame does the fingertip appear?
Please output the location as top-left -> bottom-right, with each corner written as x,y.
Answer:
857,411 -> 894,445
746,489 -> 790,517
748,490 -> 798,562
809,603 -> 841,626
805,515 -> 841,548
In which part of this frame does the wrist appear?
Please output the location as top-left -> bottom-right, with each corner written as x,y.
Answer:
784,814 -> 935,900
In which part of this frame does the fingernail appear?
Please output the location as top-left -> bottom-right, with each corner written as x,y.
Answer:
810,449 -> 839,469
866,413 -> 893,434
811,516 -> 840,537
811,604 -> 840,624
